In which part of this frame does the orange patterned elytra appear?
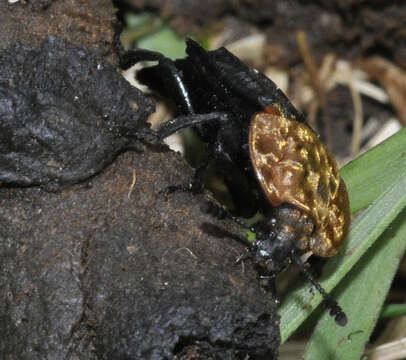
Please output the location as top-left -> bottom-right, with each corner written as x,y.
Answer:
249,105 -> 351,257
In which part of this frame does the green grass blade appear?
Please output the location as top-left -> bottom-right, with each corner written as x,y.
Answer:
381,303 -> 406,318
341,127 -> 406,213
280,167 -> 406,343
136,26 -> 187,60
123,12 -> 187,60
303,207 -> 406,359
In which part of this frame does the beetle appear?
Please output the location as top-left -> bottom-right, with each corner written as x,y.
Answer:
115,33 -> 350,326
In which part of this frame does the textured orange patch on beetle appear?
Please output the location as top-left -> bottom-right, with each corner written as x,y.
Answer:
249,110 -> 350,257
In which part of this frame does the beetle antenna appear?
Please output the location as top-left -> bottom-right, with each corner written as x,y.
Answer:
290,251 -> 347,326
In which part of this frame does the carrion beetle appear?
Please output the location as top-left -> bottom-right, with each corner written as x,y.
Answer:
115,34 -> 350,326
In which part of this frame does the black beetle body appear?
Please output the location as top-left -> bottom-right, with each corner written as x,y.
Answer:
137,39 -> 306,216
116,36 -> 349,326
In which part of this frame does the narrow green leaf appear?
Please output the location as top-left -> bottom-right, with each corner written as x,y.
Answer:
137,26 -> 187,60
303,207 -> 406,359
122,12 -> 187,60
381,303 -> 406,318
280,167 -> 406,343
125,12 -> 156,28
341,127 -> 406,213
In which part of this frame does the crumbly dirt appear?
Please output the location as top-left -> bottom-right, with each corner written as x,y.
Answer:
0,150 -> 279,359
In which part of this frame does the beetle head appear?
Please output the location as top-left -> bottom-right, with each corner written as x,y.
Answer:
252,204 -> 315,274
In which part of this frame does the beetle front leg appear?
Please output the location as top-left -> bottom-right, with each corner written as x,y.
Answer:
157,112 -> 230,139
157,112 -> 231,199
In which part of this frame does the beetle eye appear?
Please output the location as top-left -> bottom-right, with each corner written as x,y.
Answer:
258,95 -> 272,106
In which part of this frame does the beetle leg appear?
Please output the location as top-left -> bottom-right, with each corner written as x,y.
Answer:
156,111 -> 233,202
114,22 -> 168,69
157,112 -> 230,139
133,126 -> 160,144
156,111 -> 231,200
115,23 -> 196,114
159,155 -> 210,199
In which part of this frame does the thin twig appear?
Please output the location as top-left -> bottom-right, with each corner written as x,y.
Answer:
345,64 -> 364,157
296,30 -> 337,148
360,56 -> 406,126
127,169 -> 137,199
366,336 -> 406,360
297,30 -> 324,107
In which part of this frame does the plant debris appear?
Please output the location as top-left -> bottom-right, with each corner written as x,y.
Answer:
360,57 -> 406,126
